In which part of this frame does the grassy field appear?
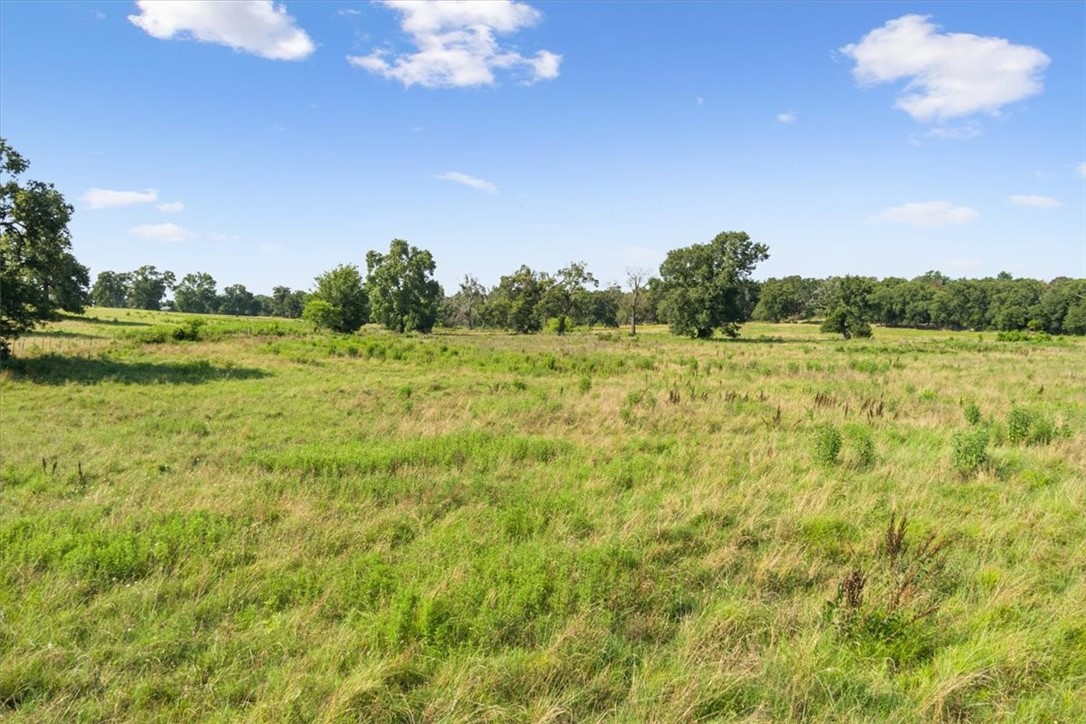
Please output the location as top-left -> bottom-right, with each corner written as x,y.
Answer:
1,308 -> 1084,721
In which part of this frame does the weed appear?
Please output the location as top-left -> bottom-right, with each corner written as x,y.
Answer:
963,400 -> 982,426
813,425 -> 843,466
952,428 -> 989,476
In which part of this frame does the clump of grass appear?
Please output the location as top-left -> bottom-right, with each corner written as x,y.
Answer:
952,428 -> 989,477
847,426 -> 876,470
813,424 -> 843,466
579,375 -> 592,393
1007,406 -> 1060,446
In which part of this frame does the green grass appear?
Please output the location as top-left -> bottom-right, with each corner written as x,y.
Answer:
1,308 -> 1084,721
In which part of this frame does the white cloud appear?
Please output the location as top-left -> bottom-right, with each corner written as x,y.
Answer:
336,8 -> 362,16
923,121 -> 982,141
208,232 -> 241,241
157,201 -> 185,213
1078,162 -> 1086,178
131,223 -> 196,242
777,111 -> 797,124
873,201 -> 980,227
129,0 -> 315,61
348,0 -> 561,88
841,15 -> 1049,121
81,188 -> 158,209
436,171 -> 497,193
1010,194 -> 1061,208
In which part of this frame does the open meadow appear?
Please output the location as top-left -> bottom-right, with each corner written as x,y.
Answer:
1,309 -> 1084,721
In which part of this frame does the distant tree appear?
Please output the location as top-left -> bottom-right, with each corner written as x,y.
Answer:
173,272 -> 218,313
752,275 -> 820,322
219,283 -> 259,316
819,275 -> 875,339
455,274 -> 487,329
365,239 -> 443,334
657,231 -> 769,338
253,294 -> 274,317
624,267 -> 651,335
487,265 -> 550,333
0,138 -> 90,358
540,261 -> 598,333
270,285 -> 305,318
586,285 -> 622,328
91,270 -> 131,308
127,265 -> 175,310
310,264 -> 368,333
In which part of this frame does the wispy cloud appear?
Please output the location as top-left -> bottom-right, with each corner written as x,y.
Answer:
842,15 -> 1049,121
873,200 -> 980,227
156,201 -> 184,213
208,232 -> 241,241
777,110 -> 797,124
81,188 -> 158,209
1078,162 -> 1086,179
129,0 -> 314,61
436,171 -> 497,193
131,223 -> 196,242
348,0 -> 561,88
1010,194 -> 1061,208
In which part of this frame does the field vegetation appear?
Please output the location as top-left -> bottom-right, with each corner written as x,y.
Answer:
1,308 -> 1084,721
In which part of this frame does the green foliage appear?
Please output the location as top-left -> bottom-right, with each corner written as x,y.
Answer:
309,264 -> 368,333
820,276 -> 875,339
952,428 -> 989,476
963,400 -> 982,426
487,265 -> 549,333
1007,406 -> 1059,446
813,424 -> 843,466
657,231 -> 768,338
172,272 -> 218,313
0,138 -> 90,358
847,425 -> 876,469
126,265 -> 175,311
366,239 -> 443,334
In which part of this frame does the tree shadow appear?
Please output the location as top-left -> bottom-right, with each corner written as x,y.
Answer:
2,354 -> 270,385
24,330 -> 102,340
64,314 -> 152,327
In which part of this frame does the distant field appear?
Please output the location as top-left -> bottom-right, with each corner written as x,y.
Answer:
2,308 -> 1083,721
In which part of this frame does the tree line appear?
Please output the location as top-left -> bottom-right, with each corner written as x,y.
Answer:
2,137 -> 1084,359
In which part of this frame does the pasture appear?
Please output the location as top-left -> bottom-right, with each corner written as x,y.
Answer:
1,309 -> 1083,721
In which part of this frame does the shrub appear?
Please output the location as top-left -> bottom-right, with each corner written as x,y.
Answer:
952,429 -> 988,476
849,426 -> 876,469
813,425 -> 843,466
963,401 -> 982,426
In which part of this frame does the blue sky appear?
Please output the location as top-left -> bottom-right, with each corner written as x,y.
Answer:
2,1 -> 1083,295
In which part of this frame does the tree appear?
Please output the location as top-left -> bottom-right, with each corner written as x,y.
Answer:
91,270 -> 131,309
450,274 -> 486,329
625,267 -> 651,335
302,298 -> 339,330
819,275 -> 875,339
365,239 -> 443,333
0,138 -> 90,359
751,276 -> 820,322
656,231 -> 769,338
127,265 -> 175,310
310,264 -> 368,333
270,285 -> 306,318
487,265 -> 550,333
219,283 -> 259,316
173,272 -> 218,313
539,261 -> 598,333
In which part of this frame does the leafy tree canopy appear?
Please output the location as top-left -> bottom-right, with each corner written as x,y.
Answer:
0,138 -> 90,358
657,231 -> 768,338
366,239 -> 443,334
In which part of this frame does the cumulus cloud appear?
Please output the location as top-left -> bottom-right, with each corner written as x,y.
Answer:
348,0 -> 561,88
81,188 -> 158,209
128,0 -> 314,61
841,15 -> 1049,121
157,201 -> 184,213
436,171 -> 497,193
131,223 -> 196,242
777,111 -> 797,124
873,201 -> 980,227
1010,194 -> 1061,208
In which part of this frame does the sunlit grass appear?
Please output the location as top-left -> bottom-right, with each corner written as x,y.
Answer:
1,309 -> 1083,720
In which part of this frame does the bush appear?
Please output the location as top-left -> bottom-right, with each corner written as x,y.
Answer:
848,426 -> 876,469
963,401 -> 982,426
813,425 -> 843,466
952,429 -> 988,476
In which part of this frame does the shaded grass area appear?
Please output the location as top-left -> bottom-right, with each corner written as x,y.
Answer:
0,310 -> 1084,720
